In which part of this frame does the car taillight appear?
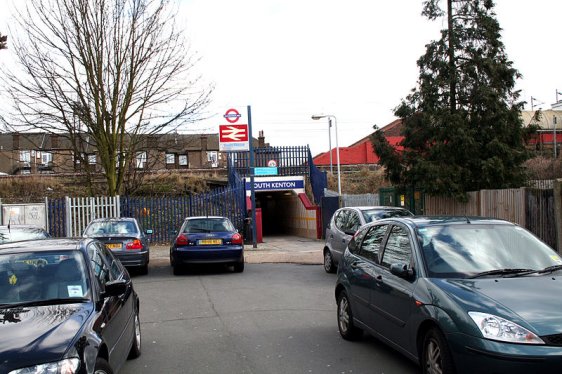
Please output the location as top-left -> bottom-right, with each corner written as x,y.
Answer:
176,233 -> 189,246
231,233 -> 243,245
126,239 -> 143,250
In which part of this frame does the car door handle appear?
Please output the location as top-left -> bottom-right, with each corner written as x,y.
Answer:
350,262 -> 359,270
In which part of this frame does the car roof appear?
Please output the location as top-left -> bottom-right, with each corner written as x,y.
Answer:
346,206 -> 410,211
185,216 -> 228,220
374,215 -> 513,228
89,217 -> 137,222
0,238 -> 91,253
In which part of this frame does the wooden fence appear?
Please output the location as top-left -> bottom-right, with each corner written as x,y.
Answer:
424,188 -> 557,250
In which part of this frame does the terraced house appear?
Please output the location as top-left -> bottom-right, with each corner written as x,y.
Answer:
0,132 -> 265,176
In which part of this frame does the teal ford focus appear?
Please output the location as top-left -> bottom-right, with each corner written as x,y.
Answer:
335,216 -> 562,374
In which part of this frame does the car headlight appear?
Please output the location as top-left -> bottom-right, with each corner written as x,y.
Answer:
8,358 -> 80,374
468,312 -> 544,344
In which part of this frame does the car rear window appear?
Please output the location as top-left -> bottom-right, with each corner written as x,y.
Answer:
362,209 -> 413,222
183,218 -> 234,233
84,221 -> 138,236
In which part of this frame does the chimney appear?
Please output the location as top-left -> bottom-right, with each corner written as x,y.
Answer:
258,130 -> 265,148
200,135 -> 208,167
201,135 -> 208,151
51,134 -> 59,149
12,134 -> 19,150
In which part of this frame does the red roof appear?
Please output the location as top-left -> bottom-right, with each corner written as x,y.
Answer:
313,120 -> 404,166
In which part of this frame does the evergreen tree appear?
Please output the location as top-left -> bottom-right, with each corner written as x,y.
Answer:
371,0 -> 529,200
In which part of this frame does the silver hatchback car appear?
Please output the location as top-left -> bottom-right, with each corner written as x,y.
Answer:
322,206 -> 413,273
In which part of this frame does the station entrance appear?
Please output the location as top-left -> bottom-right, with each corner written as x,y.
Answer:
228,145 -> 327,243
255,191 -> 294,236
245,176 -> 321,242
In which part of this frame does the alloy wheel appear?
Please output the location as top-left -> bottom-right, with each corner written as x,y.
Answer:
425,336 -> 443,374
338,295 -> 350,334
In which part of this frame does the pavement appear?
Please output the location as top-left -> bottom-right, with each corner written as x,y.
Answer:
150,235 -> 325,266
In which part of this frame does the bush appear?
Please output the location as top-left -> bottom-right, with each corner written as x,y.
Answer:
0,172 -> 220,203
524,156 -> 562,180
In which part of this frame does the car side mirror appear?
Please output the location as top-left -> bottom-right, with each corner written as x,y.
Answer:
390,263 -> 415,280
102,279 -> 128,298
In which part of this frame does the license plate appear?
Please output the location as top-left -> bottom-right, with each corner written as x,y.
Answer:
198,239 -> 222,245
106,243 -> 122,250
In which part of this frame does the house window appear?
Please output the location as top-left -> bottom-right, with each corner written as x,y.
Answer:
166,153 -> 175,165
116,153 -> 125,168
136,151 -> 147,169
74,152 -> 93,165
19,150 -> 31,164
207,152 -> 218,168
40,152 -> 53,166
179,154 -> 188,166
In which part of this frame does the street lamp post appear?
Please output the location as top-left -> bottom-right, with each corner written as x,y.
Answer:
312,114 -> 341,196
554,115 -> 558,159
328,118 -> 333,174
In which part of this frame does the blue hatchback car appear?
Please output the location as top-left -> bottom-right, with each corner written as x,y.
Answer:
336,216 -> 562,374
169,216 -> 244,275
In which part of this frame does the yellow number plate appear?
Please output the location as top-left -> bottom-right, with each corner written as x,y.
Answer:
106,243 -> 122,250
199,239 -> 222,245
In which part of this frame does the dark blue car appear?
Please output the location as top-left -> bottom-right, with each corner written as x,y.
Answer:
336,216 -> 562,374
169,216 -> 244,275
0,238 -> 141,374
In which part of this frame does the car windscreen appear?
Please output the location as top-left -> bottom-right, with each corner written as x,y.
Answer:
0,228 -> 50,244
362,209 -> 413,222
417,224 -> 562,278
182,218 -> 235,233
0,250 -> 91,305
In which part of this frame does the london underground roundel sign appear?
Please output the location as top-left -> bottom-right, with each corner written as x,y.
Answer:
224,108 -> 242,123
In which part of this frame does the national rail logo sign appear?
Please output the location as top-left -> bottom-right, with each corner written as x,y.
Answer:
219,108 -> 250,152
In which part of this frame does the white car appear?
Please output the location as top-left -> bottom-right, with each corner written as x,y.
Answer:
322,206 -> 413,273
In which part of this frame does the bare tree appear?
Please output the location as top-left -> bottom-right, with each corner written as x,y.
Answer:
2,0 -> 212,196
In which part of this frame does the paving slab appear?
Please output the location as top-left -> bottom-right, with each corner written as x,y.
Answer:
150,236 -> 324,266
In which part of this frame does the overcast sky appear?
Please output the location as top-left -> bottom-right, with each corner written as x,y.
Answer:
1,0 -> 561,156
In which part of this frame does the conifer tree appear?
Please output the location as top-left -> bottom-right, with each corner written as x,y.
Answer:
371,0 -> 528,200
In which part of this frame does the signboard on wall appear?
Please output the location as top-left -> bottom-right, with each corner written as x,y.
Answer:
254,167 -> 278,176
2,204 -> 47,229
244,176 -> 305,192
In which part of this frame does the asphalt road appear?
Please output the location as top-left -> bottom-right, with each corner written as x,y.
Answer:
120,263 -> 419,374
